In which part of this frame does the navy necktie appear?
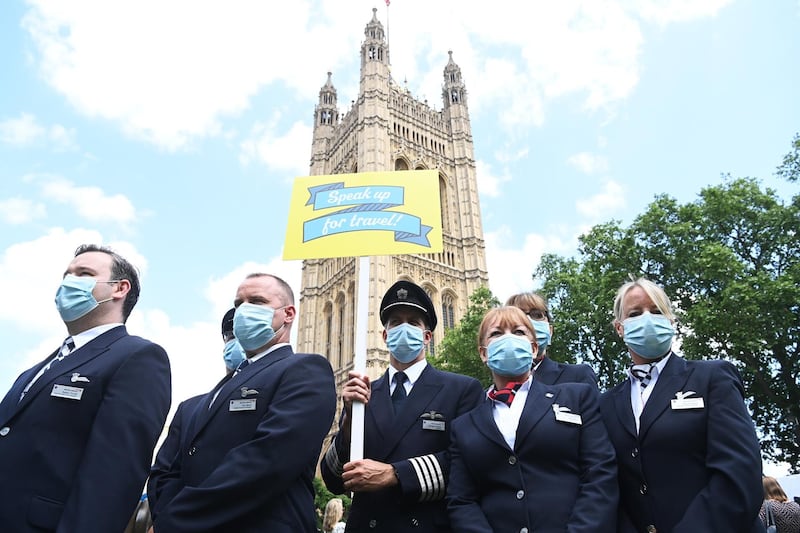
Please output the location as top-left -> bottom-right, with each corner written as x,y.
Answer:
392,372 -> 408,414
630,362 -> 658,390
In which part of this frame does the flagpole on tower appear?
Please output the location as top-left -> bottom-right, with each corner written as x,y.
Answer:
385,0 -> 390,50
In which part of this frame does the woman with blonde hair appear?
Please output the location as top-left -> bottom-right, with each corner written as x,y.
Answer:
760,476 -> 800,532
322,498 -> 346,533
446,306 -> 618,532
599,277 -> 764,532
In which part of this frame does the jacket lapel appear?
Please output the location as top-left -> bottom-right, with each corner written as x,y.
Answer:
190,346 -> 293,438
638,354 -> 691,440
514,381 -> 559,450
367,373 -> 393,442
0,355 -> 54,423
612,380 -> 638,439
472,397 -> 510,451
375,365 -> 444,457
535,357 -> 560,384
14,327 -> 128,413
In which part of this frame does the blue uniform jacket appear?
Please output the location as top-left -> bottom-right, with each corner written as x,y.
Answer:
0,326 -> 171,533
535,356 -> 598,387
148,393 -> 205,522
321,364 -> 483,533
599,354 -> 765,533
447,380 -> 618,532
153,346 -> 336,533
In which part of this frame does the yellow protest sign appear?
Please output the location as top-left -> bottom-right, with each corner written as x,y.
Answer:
283,170 -> 443,260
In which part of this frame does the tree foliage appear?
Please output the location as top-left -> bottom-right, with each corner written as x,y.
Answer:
429,285 -> 499,388
535,145 -> 800,469
314,476 -> 351,530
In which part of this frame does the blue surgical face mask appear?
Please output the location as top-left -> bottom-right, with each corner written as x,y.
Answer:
55,274 -> 115,322
486,334 -> 534,377
530,319 -> 551,353
386,323 -> 426,363
623,313 -> 674,359
233,303 -> 285,352
222,339 -> 246,370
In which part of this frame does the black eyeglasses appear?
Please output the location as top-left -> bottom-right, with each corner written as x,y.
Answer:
526,309 -> 548,321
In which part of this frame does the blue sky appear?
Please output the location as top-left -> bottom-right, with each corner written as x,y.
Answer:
1,0 -> 798,472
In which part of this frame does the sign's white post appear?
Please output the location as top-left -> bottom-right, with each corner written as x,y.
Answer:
349,255 -> 370,461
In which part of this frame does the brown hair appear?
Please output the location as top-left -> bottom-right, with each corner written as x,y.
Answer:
763,476 -> 789,502
478,306 -> 535,349
505,292 -> 552,320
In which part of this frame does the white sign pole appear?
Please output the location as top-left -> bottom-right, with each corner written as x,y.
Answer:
349,255 -> 370,461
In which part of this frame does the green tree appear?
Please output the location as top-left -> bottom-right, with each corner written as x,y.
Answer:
536,154 -> 800,468
313,476 -> 351,531
429,285 -> 499,387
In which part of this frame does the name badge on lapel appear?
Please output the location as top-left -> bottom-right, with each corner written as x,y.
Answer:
671,391 -> 704,410
51,384 -> 84,401
553,404 -> 582,425
420,411 -> 446,431
229,399 -> 257,411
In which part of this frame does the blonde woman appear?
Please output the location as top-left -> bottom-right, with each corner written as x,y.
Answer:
447,306 -> 617,532
599,277 -> 764,532
322,498 -> 346,533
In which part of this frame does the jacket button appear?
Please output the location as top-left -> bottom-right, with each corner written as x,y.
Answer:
631,447 -> 639,458
369,519 -> 377,528
0,427 -> 9,437
520,528 -> 529,533
646,526 -> 657,532
188,446 -> 197,456
411,518 -> 419,527
508,456 -> 517,465
516,490 -> 525,499
640,483 -> 648,494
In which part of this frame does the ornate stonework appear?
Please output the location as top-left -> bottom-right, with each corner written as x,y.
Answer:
298,9 -> 489,388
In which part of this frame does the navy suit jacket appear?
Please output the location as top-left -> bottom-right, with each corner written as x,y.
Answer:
147,393 -> 205,522
0,326 -> 171,533
447,381 -> 618,532
535,356 -> 598,387
599,354 -> 765,533
153,346 -> 336,533
320,364 -> 483,533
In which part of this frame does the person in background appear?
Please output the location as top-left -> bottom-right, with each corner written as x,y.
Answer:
446,306 -> 617,532
323,498 -> 347,533
147,307 -> 243,522
152,273 -> 336,532
0,243 -> 171,532
321,280 -> 484,532
600,277 -> 764,532
759,476 -> 800,532
506,291 -> 597,386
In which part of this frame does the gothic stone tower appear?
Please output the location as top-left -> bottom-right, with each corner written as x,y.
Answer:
297,9 -> 489,387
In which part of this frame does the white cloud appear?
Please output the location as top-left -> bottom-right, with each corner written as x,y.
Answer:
0,112 -> 77,150
484,225 -> 577,302
475,160 -> 512,198
568,152 -> 610,174
575,180 -> 626,219
239,119 -> 312,177
0,228 -> 105,337
0,113 -> 44,145
20,1 -> 727,151
631,0 -> 734,24
0,197 -> 47,224
28,174 -> 138,224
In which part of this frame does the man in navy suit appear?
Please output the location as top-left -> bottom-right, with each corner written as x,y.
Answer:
600,278 -> 763,532
152,273 -> 336,532
0,244 -> 172,532
148,307 -> 244,522
321,280 -> 484,532
507,291 -> 597,386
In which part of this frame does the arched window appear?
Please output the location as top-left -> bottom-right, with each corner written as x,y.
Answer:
336,293 -> 346,368
324,302 -> 333,362
439,176 -> 450,233
442,293 -> 456,330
